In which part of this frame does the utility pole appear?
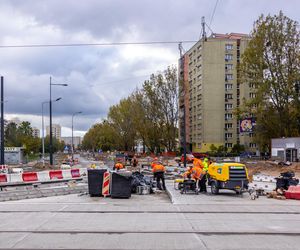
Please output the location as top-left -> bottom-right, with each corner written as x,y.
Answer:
49,77 -> 53,166
0,76 -> 4,165
178,43 -> 187,168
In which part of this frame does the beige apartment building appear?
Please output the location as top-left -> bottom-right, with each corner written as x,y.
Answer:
32,127 -> 40,138
46,124 -> 61,141
179,33 -> 258,153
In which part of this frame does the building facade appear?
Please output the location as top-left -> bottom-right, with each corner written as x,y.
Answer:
46,124 -> 61,141
61,136 -> 82,149
179,33 -> 258,153
271,137 -> 300,162
32,127 -> 40,138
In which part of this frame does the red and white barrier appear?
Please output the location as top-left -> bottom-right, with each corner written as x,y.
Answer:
102,171 -> 110,197
0,168 -> 87,184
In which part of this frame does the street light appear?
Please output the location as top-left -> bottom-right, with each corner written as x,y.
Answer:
49,76 -> 68,166
42,97 -> 61,166
72,111 -> 82,164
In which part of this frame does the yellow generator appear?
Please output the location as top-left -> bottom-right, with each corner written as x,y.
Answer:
207,162 -> 249,195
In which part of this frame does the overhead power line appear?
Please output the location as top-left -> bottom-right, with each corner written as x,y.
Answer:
209,0 -> 219,27
0,40 -> 198,49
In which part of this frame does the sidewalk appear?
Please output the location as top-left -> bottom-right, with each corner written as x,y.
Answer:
165,180 -> 299,207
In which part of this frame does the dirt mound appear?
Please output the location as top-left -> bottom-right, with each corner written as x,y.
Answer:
245,161 -> 300,178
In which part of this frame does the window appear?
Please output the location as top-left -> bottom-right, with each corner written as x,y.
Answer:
225,83 -> 233,90
225,123 -> 233,129
225,64 -> 233,70
197,85 -> 202,90
249,93 -> 256,98
249,83 -> 256,88
225,113 -> 233,120
225,74 -> 233,81
225,54 -> 233,61
197,74 -> 202,80
225,44 -> 234,50
250,143 -> 257,148
225,143 -> 233,148
225,94 -> 233,99
198,115 -> 202,120
249,133 -> 254,138
225,133 -> 233,138
225,104 -> 233,110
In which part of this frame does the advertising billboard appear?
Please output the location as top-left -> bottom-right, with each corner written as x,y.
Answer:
239,118 -> 256,133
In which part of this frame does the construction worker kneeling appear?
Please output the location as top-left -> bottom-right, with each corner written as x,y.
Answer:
152,163 -> 166,190
191,165 -> 207,192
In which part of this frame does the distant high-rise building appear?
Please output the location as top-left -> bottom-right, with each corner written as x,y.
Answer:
46,124 -> 61,141
179,33 -> 258,153
32,127 -> 40,138
61,136 -> 82,149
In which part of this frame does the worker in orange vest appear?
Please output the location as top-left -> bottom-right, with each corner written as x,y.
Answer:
114,162 -> 124,171
191,165 -> 205,191
151,157 -> 159,169
183,166 -> 193,179
152,163 -> 166,190
193,157 -> 203,169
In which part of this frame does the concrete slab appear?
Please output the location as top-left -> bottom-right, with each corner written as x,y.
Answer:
1,232 -> 205,250
0,181 -> 299,249
166,180 -> 299,206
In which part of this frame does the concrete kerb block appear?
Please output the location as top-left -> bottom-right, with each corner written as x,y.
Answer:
165,186 -> 175,204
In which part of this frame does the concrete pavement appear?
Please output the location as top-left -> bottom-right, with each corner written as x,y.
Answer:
0,181 -> 299,249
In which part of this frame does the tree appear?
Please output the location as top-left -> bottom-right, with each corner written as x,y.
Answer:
43,135 -> 64,153
5,122 -> 20,147
82,121 -> 118,151
240,11 -> 300,149
18,121 -> 33,136
231,143 -> 245,155
108,98 -> 137,151
141,66 -> 178,152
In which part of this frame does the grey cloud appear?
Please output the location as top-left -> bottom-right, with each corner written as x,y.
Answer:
1,0 -> 300,135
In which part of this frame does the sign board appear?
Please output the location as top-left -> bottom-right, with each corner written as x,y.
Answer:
286,143 -> 295,148
4,147 -> 23,152
239,118 -> 256,133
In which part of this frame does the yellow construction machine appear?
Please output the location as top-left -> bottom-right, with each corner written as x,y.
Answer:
207,162 -> 249,195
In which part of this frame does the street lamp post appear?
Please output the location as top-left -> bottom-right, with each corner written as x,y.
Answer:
72,111 -> 82,164
42,97 -> 61,166
49,77 -> 67,166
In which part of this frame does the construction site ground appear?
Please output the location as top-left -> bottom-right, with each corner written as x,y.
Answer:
244,161 -> 300,179
0,181 -> 299,250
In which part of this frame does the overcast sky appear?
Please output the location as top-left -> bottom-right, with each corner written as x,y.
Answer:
0,0 -> 299,137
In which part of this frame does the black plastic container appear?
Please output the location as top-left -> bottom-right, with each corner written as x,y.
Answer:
111,172 -> 132,198
88,169 -> 107,196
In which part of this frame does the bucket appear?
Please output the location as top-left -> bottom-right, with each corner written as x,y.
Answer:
137,185 -> 150,195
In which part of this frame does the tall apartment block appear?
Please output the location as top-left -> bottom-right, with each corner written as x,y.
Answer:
46,124 -> 61,141
179,33 -> 258,153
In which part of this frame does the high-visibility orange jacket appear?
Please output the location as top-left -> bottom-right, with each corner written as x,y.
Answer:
152,164 -> 166,173
193,158 -> 203,169
183,169 -> 193,179
191,166 -> 204,180
115,163 -> 124,170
